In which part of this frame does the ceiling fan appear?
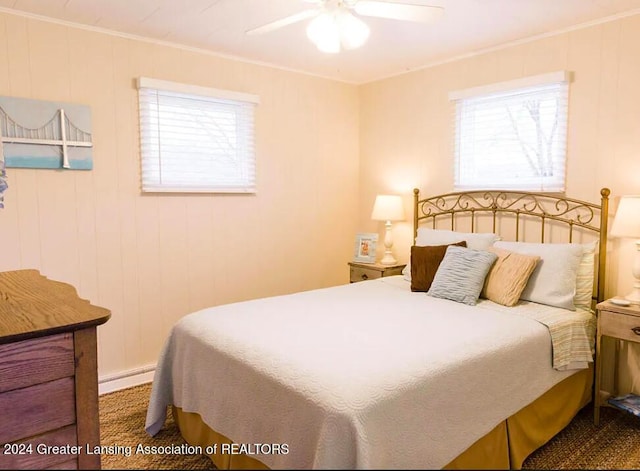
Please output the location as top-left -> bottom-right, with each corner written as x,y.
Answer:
246,0 -> 444,53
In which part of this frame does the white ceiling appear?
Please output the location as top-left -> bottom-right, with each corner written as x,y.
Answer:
1,0 -> 640,84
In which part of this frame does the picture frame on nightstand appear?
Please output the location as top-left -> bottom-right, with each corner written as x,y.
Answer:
353,233 -> 378,263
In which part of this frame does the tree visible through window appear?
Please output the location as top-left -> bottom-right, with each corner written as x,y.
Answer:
451,72 -> 570,192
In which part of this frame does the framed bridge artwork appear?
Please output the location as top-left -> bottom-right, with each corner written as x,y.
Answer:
0,96 -> 93,170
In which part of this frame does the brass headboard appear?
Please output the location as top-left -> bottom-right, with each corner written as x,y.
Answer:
413,188 -> 611,303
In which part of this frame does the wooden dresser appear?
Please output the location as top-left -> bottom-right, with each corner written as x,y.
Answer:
0,270 -> 111,470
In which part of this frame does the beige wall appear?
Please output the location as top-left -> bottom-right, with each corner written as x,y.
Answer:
359,13 -> 640,301
1,10 -> 639,385
0,12 -> 360,378
359,13 -> 640,395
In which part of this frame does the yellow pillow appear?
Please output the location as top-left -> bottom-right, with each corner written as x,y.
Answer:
482,247 -> 540,307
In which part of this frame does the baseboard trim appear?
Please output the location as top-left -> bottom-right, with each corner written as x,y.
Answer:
98,364 -> 156,395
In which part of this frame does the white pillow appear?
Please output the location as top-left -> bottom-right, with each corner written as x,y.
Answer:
404,229 -> 500,281
493,241 -> 584,310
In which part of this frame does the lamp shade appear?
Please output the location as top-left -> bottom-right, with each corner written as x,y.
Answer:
610,196 -> 640,238
371,195 -> 405,221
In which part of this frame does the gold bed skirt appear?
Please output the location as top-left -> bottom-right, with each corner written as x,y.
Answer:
172,366 -> 592,470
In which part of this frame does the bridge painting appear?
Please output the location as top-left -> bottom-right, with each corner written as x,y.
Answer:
0,96 -> 93,170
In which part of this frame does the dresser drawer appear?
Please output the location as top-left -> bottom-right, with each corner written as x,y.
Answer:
350,266 -> 382,282
0,425 -> 78,470
46,458 -> 78,469
600,310 -> 640,344
0,333 -> 74,393
0,376 -> 76,444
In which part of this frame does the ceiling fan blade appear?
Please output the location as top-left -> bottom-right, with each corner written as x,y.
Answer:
246,9 -> 319,35
353,1 -> 444,23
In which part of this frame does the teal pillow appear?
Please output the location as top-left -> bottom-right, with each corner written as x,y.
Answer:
427,246 -> 498,305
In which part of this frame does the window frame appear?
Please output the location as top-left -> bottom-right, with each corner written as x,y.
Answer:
137,77 -> 259,194
449,71 -> 571,193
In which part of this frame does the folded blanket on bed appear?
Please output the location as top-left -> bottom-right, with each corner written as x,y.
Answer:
476,300 -> 596,370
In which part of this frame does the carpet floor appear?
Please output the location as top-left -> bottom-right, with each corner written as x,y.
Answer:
99,382 -> 640,469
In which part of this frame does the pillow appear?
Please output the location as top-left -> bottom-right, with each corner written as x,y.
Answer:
404,229 -> 500,281
574,241 -> 598,311
481,247 -> 540,307
410,241 -> 467,292
493,241 -> 584,310
427,246 -> 498,306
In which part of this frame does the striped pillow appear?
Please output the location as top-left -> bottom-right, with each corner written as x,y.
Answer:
481,247 -> 540,306
404,229 -> 501,282
427,246 -> 498,306
574,241 -> 598,311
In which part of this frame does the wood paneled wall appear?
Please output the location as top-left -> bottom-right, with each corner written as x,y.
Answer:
0,12 -> 360,378
2,9 -> 638,384
358,13 -> 640,396
359,13 -> 640,300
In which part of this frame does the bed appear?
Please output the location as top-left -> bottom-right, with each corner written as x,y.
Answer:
145,187 -> 611,470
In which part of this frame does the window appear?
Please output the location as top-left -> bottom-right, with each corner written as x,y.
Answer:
137,77 -> 259,193
450,71 -> 570,192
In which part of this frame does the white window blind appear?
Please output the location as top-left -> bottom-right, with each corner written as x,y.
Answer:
137,77 -> 259,193
450,72 -> 570,192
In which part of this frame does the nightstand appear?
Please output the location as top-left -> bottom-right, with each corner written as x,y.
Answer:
348,261 -> 406,283
594,299 -> 640,425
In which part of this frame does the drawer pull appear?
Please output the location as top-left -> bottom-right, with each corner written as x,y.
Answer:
632,327 -> 640,336
361,273 -> 369,280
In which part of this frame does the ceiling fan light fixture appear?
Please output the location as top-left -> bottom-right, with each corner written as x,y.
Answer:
306,8 -> 370,53
337,11 -> 370,50
246,1 -> 444,55
306,12 -> 341,53
315,34 -> 341,53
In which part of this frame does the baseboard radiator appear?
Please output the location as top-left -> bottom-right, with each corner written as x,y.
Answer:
98,364 -> 156,395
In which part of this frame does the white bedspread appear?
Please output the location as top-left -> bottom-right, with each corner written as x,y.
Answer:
145,276 -> 591,469
475,298 -> 596,371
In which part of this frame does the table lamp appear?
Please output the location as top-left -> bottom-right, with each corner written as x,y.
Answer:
371,194 -> 405,265
610,195 -> 640,304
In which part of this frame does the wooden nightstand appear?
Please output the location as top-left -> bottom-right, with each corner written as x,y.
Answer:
594,299 -> 640,425
348,262 -> 406,283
